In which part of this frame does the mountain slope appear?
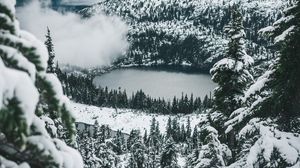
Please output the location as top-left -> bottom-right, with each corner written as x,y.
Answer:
79,0 -> 289,71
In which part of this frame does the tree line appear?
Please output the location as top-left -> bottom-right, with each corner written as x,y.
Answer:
56,69 -> 213,114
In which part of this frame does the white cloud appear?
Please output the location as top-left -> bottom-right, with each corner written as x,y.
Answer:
16,1 -> 129,68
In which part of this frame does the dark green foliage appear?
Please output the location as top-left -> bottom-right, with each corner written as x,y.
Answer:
24,142 -> 60,168
261,0 -> 300,130
186,117 -> 192,139
165,117 -> 191,144
160,138 -> 179,168
0,34 -> 44,72
0,2 -> 79,166
127,129 -> 141,151
148,118 -> 160,148
45,27 -> 56,73
191,126 -> 199,149
0,98 -> 27,146
112,130 -> 126,155
35,75 -> 76,146
128,140 -> 146,168
211,5 -> 253,116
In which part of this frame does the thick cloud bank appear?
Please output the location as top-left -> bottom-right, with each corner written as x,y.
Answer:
17,1 -> 128,68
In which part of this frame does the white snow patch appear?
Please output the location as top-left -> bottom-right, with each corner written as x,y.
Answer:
274,26 -> 295,43
71,102 -> 204,134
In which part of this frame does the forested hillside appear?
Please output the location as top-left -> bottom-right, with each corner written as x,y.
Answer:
79,0 -> 289,70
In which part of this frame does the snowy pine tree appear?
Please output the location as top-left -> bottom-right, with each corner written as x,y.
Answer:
210,4 -> 254,116
224,1 -> 300,167
45,27 -> 56,73
160,137 -> 179,168
127,129 -> 141,151
111,130 -> 126,155
259,0 -> 300,130
0,0 -> 82,167
188,113 -> 231,168
96,143 -> 119,168
127,138 -> 146,168
209,4 -> 254,157
192,121 -> 231,168
186,117 -> 192,140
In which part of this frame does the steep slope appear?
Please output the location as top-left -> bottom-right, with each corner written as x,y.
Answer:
79,0 -> 289,71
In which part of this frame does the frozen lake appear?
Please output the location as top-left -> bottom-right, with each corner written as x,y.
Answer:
93,68 -> 217,100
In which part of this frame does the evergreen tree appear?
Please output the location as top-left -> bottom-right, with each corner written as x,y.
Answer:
189,115 -> 232,168
112,130 -> 126,155
180,124 -> 186,142
192,126 -> 199,148
186,117 -> 192,139
147,146 -> 160,168
127,129 -> 141,151
210,4 -> 253,155
171,118 -> 180,142
45,27 -> 56,73
0,1 -> 82,167
166,117 -> 172,138
260,0 -> 300,130
160,138 -> 179,168
96,143 -> 119,168
149,117 -> 160,148
224,1 -> 300,167
93,120 -> 105,144
127,139 -> 146,168
210,4 -> 254,116
202,95 -> 209,109
143,129 -> 148,145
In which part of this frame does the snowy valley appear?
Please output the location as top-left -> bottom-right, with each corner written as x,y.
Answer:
1,0 -> 300,168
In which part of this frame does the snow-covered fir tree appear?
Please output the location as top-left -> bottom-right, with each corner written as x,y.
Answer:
160,137 -> 179,168
127,137 -> 146,168
146,117 -> 162,168
210,4 -> 254,117
189,114 -> 232,168
0,0 -> 82,167
45,27 -> 56,73
127,129 -> 141,151
111,129 -> 126,155
96,143 -> 119,168
187,5 -> 254,167
224,0 -> 300,167
209,3 -> 254,156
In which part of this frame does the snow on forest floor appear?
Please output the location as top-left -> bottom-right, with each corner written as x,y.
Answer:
71,102 -> 206,134
116,152 -> 186,167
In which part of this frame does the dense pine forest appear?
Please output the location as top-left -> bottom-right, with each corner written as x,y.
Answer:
79,0 -> 286,71
1,0 -> 300,168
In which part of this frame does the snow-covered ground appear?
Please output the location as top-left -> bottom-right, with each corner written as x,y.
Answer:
71,102 -> 205,134
117,153 -> 186,168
